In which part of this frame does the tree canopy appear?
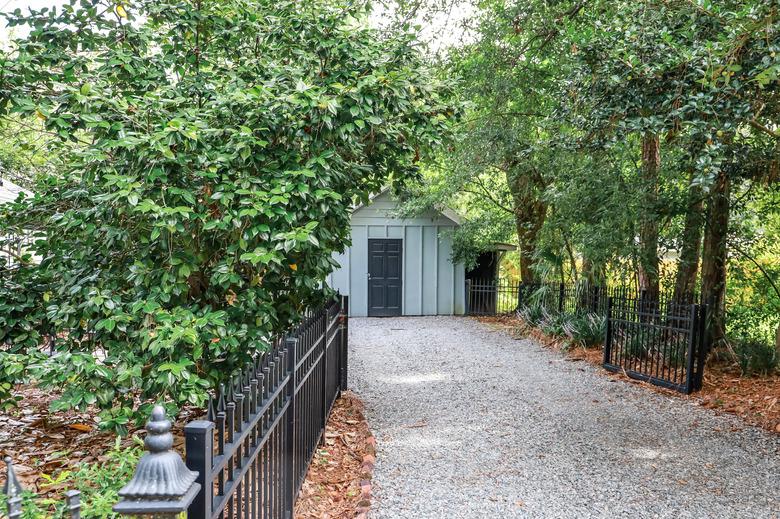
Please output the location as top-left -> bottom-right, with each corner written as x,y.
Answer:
397,0 -> 780,355
0,0 -> 455,430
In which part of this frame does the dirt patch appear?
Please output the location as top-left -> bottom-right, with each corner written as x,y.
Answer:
477,315 -> 780,435
295,391 -> 375,519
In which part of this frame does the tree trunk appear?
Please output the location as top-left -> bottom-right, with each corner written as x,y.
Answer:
638,132 -> 661,300
701,169 -> 730,350
506,169 -> 546,284
673,172 -> 705,303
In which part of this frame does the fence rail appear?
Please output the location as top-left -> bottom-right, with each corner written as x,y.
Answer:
3,295 -> 350,519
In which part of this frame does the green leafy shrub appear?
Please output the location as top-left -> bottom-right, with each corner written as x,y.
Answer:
539,309 -> 568,337
517,303 -> 545,327
0,0 -> 456,429
562,312 -> 606,349
734,338 -> 778,376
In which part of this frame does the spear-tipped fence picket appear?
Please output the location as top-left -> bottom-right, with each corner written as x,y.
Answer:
2,295 -> 349,519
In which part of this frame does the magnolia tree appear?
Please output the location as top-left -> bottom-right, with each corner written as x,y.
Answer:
0,0 -> 455,431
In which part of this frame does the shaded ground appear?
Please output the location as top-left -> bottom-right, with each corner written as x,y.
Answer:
350,316 -> 780,519
295,391 -> 375,519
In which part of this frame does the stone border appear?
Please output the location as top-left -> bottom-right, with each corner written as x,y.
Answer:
355,435 -> 377,518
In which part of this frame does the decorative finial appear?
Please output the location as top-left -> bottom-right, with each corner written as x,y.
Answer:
3,456 -> 24,498
113,405 -> 200,516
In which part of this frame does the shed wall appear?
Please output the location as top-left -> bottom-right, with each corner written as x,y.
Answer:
327,192 -> 465,317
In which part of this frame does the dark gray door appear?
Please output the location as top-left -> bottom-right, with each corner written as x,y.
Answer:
368,239 -> 402,317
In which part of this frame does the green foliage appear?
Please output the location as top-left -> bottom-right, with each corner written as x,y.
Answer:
0,438 -> 142,518
733,338 -> 778,377
562,313 -> 606,349
539,309 -> 568,338
517,303 -> 545,327
0,0 -> 454,428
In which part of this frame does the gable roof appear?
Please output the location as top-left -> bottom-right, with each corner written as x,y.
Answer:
352,187 -> 463,225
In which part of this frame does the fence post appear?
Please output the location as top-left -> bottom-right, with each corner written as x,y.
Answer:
183,420 -> 213,519
339,296 -> 349,392
694,303 -> 709,391
603,297 -> 613,365
321,310 -> 328,441
65,490 -> 81,519
558,282 -> 565,313
284,336 -> 298,519
4,457 -> 24,519
684,304 -> 699,394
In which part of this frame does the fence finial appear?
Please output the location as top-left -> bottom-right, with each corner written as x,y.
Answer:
3,456 -> 24,498
113,405 -> 200,516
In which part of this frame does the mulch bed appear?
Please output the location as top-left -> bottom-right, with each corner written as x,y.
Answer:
0,387 -> 201,493
295,391 -> 375,519
477,315 -> 780,435
1,387 -> 376,519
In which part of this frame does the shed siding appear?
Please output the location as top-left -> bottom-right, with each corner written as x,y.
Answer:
328,192 -> 465,317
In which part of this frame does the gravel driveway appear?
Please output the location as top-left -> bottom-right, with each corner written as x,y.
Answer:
349,316 -> 780,519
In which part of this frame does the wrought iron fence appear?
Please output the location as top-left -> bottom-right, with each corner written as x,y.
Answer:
465,280 -> 709,393
466,280 -> 700,318
2,295 -> 349,519
604,295 -> 707,394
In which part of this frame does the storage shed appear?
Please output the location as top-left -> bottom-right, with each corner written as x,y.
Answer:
327,190 -> 466,317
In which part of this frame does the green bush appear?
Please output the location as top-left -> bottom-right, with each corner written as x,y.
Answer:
0,0 -> 456,430
539,309 -> 568,337
562,312 -> 606,349
734,338 -> 778,376
517,303 -> 545,327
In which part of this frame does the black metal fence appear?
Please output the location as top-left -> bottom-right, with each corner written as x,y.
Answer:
466,280 -> 709,393
466,279 -> 700,318
604,296 -> 707,394
3,295 -> 350,519
185,295 -> 348,519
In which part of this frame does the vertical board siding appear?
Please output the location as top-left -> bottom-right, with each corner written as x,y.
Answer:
368,225 -> 386,238
422,225 -> 438,315
402,225 -> 422,315
330,249 -> 350,296
349,225 -> 368,316
437,229 -> 455,315
454,261 -> 466,314
327,191 -> 466,317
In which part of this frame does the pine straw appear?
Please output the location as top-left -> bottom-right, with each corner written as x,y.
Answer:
1,388 -> 376,518
476,315 -> 780,435
294,391 -> 374,519
0,387 -> 200,493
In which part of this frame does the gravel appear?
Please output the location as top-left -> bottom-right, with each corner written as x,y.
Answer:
349,316 -> 780,519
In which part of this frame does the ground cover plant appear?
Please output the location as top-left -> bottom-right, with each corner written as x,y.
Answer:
0,0 -> 455,431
